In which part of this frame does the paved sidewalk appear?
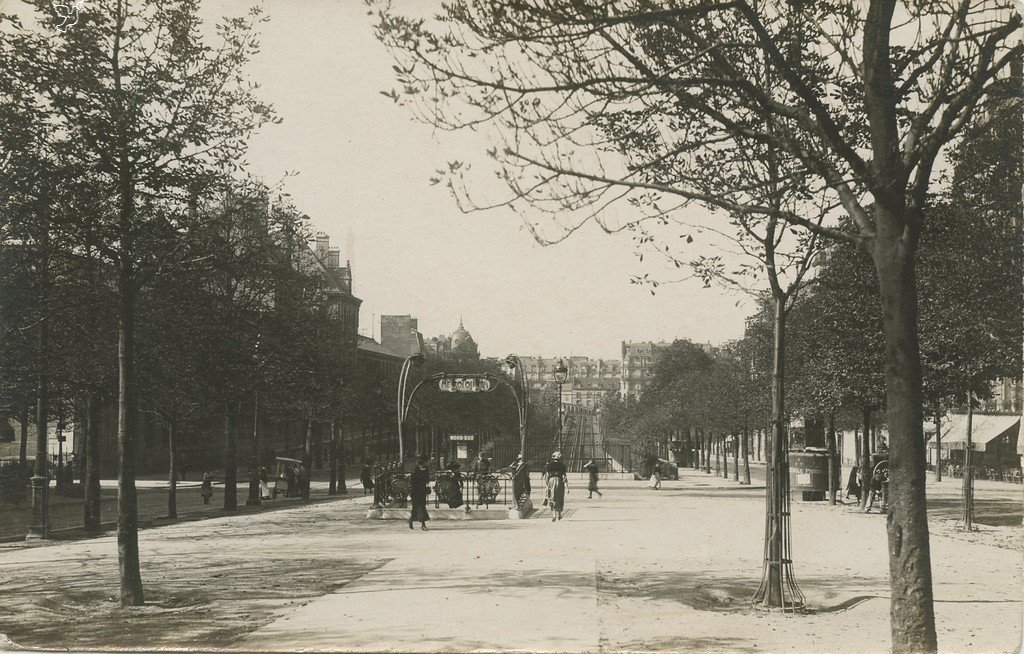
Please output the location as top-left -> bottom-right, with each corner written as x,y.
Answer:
0,467 -> 1019,653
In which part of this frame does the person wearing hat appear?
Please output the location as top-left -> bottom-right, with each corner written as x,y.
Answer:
409,454 -> 432,531
543,451 -> 568,520
584,459 -> 602,499
511,453 -> 531,506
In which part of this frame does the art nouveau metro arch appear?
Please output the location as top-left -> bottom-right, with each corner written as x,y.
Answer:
395,354 -> 529,467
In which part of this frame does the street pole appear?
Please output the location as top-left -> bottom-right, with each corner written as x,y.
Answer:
962,391 -> 976,531
504,355 -> 529,459
396,353 -> 424,469
553,359 -> 568,454
557,382 -> 563,452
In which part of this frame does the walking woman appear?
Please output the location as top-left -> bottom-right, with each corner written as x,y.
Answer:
544,452 -> 568,521
360,460 -> 375,496
584,459 -> 602,498
409,454 -> 431,531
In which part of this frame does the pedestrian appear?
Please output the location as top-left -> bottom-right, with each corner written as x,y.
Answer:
649,462 -> 662,490
360,460 -> 375,496
865,465 -> 889,513
473,453 -> 491,479
511,453 -> 531,506
584,459 -> 602,498
409,454 -> 431,531
296,463 -> 309,500
444,459 -> 464,508
845,465 -> 861,500
259,466 -> 271,500
544,451 -> 568,521
285,464 -> 296,497
201,471 -> 213,505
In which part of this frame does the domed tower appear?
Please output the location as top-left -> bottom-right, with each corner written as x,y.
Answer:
450,318 -> 479,359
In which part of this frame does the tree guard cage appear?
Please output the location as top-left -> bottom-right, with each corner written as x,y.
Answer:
752,428 -> 804,611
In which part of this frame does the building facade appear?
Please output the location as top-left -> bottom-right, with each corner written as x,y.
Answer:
619,340 -> 718,398
424,319 -> 479,360
303,231 -> 361,343
518,356 -> 620,409
380,315 -> 425,358
619,341 -> 670,398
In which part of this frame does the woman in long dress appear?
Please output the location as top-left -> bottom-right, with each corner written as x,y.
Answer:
409,455 -> 431,531
544,452 -> 568,521
360,461 -> 375,496
584,459 -> 602,498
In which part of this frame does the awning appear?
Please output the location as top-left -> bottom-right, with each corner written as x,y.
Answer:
926,414 -> 1020,452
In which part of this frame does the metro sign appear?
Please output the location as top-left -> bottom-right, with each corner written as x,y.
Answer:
438,375 -> 496,393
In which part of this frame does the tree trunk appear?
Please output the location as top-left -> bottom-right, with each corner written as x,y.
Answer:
223,405 -> 237,511
754,294 -> 794,609
692,428 -> 700,470
703,429 -> 710,474
933,408 -> 942,482
18,405 -> 28,469
84,395 -> 102,533
337,425 -> 348,494
860,408 -> 873,510
116,267 -> 144,606
27,311 -> 49,540
167,420 -> 177,519
871,217 -> 937,651
329,420 -> 338,495
732,433 -> 739,481
713,432 -> 720,475
304,418 -> 313,470
722,435 -> 729,479
76,404 -> 86,486
767,297 -> 787,604
247,393 -> 261,506
741,425 -> 751,485
303,417 -> 313,499
314,423 -> 323,471
826,413 -> 837,506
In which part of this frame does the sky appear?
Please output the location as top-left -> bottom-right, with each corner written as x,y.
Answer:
162,1 -> 760,359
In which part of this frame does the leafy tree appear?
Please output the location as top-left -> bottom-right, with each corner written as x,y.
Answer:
4,0 -> 274,605
376,4 -> 1021,645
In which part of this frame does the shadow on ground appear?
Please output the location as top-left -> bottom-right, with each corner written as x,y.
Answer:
597,570 -> 887,615
925,496 -> 1022,527
0,554 -> 391,649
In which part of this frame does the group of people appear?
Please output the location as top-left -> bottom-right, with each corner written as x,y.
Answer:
278,462 -> 309,499
844,464 -> 888,512
391,451 -> 604,528
542,452 -> 603,521
199,462 -> 310,505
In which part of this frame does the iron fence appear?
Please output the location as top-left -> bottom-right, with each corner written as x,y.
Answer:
374,468 -> 523,510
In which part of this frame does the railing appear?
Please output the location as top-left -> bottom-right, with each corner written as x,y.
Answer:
373,467 -> 521,509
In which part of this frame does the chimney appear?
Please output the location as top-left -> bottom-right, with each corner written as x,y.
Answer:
326,248 -> 340,269
315,231 -> 329,256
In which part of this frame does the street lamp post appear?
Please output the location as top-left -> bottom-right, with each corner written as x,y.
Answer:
554,359 -> 568,452
504,355 -> 529,458
396,353 -> 425,469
